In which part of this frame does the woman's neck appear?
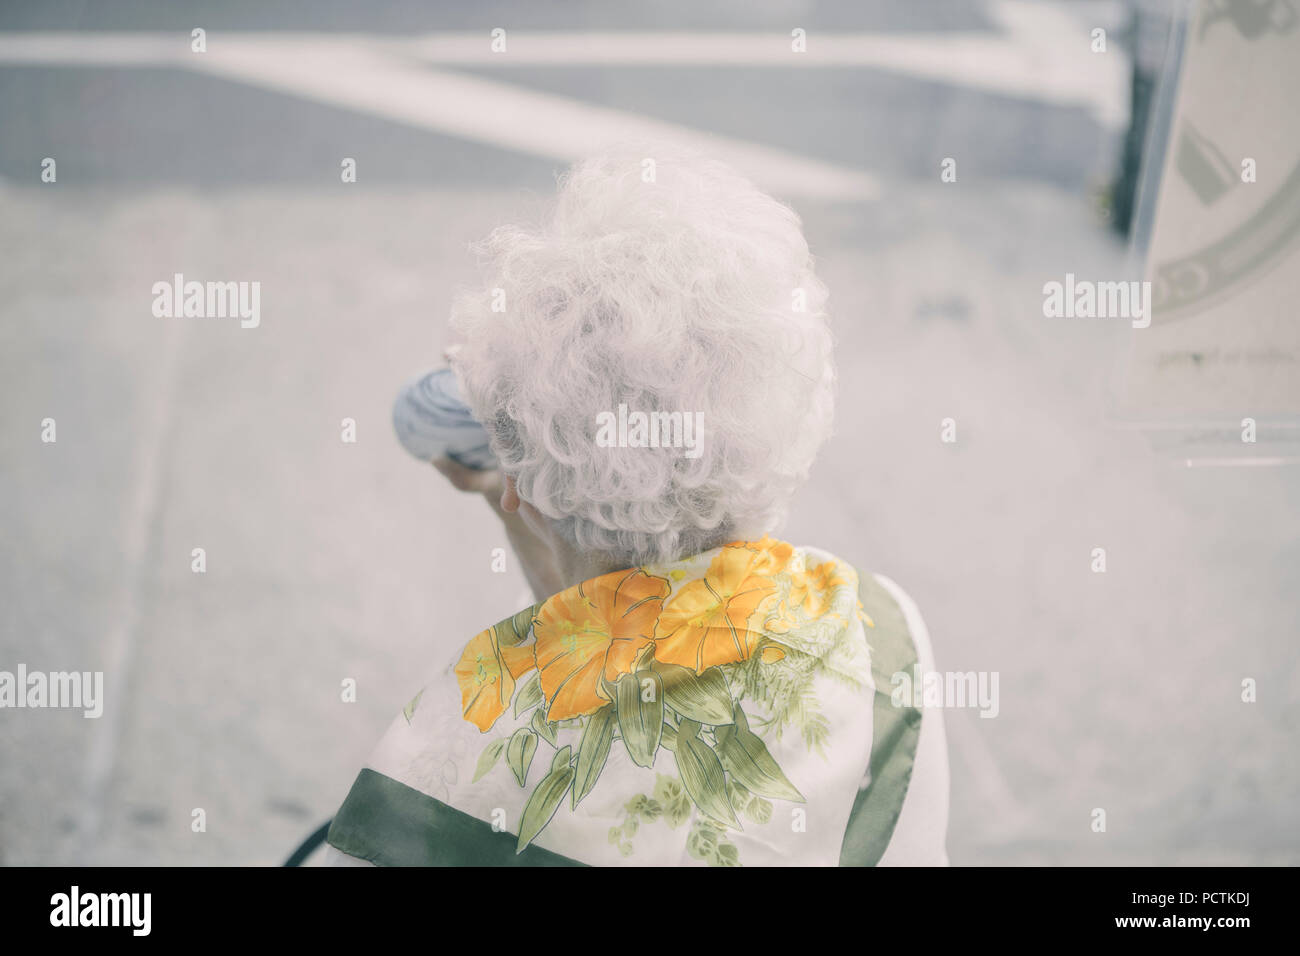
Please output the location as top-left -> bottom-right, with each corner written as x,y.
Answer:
552,542 -> 629,591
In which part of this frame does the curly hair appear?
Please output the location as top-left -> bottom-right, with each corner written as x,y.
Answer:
449,146 -> 835,567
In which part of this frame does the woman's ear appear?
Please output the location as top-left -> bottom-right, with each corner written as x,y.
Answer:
500,474 -> 521,514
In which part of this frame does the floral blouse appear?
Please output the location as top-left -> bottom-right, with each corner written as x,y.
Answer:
326,536 -> 946,866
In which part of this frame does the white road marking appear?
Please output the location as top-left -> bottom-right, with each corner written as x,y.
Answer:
406,0 -> 1126,128
0,32 -> 878,200
0,16 -> 1128,128
0,32 -> 186,65
0,1 -> 1129,202
69,320 -> 185,860
1184,457 -> 1300,467
194,42 -> 878,200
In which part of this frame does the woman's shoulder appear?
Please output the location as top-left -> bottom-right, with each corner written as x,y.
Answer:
794,547 -> 933,656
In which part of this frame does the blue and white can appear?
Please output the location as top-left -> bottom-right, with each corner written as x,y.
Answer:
391,368 -> 497,470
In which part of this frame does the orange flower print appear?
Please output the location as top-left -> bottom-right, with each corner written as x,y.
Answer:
533,568 -> 670,721
725,534 -> 795,576
455,625 -> 526,732
654,545 -> 782,673
786,560 -> 851,619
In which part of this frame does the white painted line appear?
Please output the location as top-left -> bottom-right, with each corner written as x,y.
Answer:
1183,457 -> 1300,467
986,0 -> 1129,129
407,8 -> 1127,129
1110,421 -> 1300,430
185,40 -> 879,200
0,32 -> 185,65
70,320 -> 184,860
0,0 -> 1130,132
0,31 -> 879,199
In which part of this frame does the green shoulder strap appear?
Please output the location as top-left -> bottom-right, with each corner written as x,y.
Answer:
838,570 -> 923,866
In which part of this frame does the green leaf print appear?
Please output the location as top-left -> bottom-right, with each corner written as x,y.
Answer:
504,605 -> 537,645
530,708 -> 558,746
615,670 -> 663,768
401,689 -> 423,724
714,705 -> 805,803
472,738 -> 507,782
513,673 -> 544,718
506,727 -> 538,787
658,663 -> 734,725
516,746 -> 574,853
572,705 -> 617,809
673,721 -> 739,829
653,774 -> 693,829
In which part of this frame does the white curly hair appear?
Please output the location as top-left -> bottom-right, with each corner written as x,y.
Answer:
449,146 -> 835,567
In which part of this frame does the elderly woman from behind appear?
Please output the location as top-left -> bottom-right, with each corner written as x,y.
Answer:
326,149 -> 949,867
